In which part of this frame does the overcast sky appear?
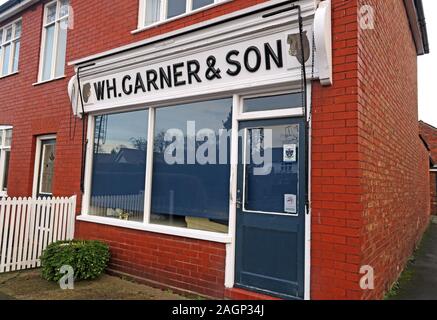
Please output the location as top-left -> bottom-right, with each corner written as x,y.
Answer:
419,0 -> 436,127
0,0 -> 435,126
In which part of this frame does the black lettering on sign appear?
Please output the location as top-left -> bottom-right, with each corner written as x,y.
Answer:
244,46 -> 262,73
226,50 -> 241,76
122,75 -> 133,95
159,66 -> 172,89
106,78 -> 117,99
93,81 -> 105,101
173,62 -> 186,87
146,70 -> 159,91
134,72 -> 146,94
187,60 -> 201,84
265,40 -> 283,70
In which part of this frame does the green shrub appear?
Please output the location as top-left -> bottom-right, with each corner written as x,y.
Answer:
41,240 -> 110,282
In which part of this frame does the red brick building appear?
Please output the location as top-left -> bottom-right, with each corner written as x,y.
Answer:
0,0 -> 431,300
420,121 -> 437,216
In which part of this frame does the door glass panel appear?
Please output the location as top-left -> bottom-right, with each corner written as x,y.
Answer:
243,124 -> 299,214
243,93 -> 302,113
39,141 -> 56,195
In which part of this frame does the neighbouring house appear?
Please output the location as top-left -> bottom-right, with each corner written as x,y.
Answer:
420,121 -> 437,216
0,0 -> 431,300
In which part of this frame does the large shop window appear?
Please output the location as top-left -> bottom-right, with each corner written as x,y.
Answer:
0,19 -> 21,77
39,0 -> 69,82
90,110 -> 149,222
151,99 -> 232,233
88,98 -> 232,233
140,0 -> 225,27
0,127 -> 12,196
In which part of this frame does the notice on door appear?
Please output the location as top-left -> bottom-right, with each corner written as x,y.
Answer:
284,194 -> 297,214
283,144 -> 297,163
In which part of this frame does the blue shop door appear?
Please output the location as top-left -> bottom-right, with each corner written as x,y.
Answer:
235,118 -> 306,299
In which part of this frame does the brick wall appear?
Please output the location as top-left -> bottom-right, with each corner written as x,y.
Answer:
310,0 -> 363,300
357,0 -> 430,299
75,222 -> 226,298
431,172 -> 437,215
310,0 -> 430,300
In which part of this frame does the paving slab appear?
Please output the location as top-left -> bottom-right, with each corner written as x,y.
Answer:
0,269 -> 188,300
392,219 -> 437,300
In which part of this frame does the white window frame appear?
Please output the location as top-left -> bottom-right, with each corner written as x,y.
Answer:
79,87 -> 305,244
0,126 -> 13,197
37,0 -> 69,83
137,0 -> 230,31
0,18 -> 21,78
32,135 -> 57,198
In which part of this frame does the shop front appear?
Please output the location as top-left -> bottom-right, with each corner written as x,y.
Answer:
69,0 -> 331,299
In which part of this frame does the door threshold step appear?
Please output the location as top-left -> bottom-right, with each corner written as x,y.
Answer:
225,288 -> 282,300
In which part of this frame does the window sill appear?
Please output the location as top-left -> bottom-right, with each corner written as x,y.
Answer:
76,214 -> 232,244
32,75 -> 66,86
132,0 -> 233,35
0,71 -> 19,79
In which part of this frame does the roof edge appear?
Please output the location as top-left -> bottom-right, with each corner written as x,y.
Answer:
0,0 -> 39,24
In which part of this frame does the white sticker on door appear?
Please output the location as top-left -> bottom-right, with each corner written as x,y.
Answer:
284,194 -> 297,214
283,144 -> 297,163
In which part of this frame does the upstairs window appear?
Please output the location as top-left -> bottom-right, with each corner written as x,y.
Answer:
39,0 -> 69,82
0,126 -> 12,196
139,0 -> 226,28
0,19 -> 21,77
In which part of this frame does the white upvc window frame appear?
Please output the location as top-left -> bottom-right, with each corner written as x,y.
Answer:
37,0 -> 69,83
79,86 -> 305,244
137,0 -> 230,31
0,18 -> 22,78
32,135 -> 57,198
0,126 -> 13,197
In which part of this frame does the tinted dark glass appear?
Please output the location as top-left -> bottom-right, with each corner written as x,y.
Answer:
243,93 -> 302,113
244,124 -> 299,214
90,110 -> 148,222
167,0 -> 186,18
151,98 -> 232,232
192,0 -> 214,10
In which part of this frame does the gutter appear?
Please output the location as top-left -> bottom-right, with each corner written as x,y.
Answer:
414,0 -> 430,54
404,0 -> 430,55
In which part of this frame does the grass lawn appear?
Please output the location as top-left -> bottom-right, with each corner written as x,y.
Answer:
0,269 -> 188,300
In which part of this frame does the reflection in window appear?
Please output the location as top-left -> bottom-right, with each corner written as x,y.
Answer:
151,98 -> 232,233
145,0 -> 161,26
243,93 -> 303,113
0,127 -> 12,194
166,0 -> 186,19
244,124 -> 299,214
192,0 -> 214,10
90,110 -> 149,222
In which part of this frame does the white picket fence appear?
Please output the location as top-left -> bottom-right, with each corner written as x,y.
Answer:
0,196 -> 76,273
